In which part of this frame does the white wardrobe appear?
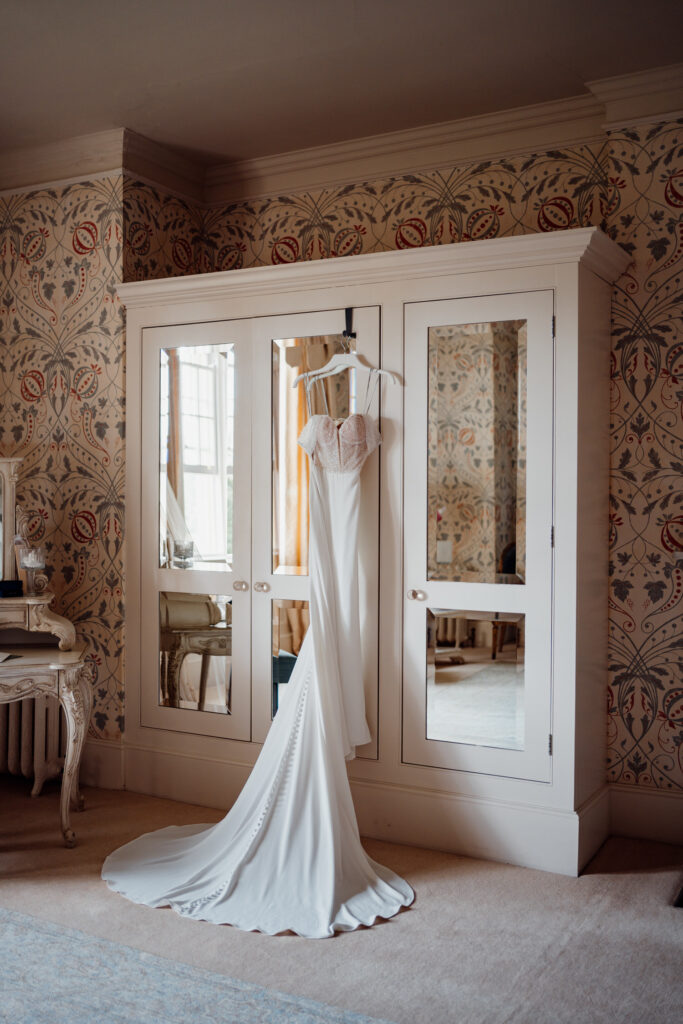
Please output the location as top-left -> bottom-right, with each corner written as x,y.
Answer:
112,228 -> 629,875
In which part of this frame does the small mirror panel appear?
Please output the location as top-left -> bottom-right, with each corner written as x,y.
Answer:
426,608 -> 525,750
159,591 -> 233,714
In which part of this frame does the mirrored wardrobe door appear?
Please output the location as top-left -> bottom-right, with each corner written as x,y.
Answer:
139,320 -> 252,740
402,292 -> 554,781
250,307 -> 381,754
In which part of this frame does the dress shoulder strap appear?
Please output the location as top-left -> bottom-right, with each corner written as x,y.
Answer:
297,416 -> 319,455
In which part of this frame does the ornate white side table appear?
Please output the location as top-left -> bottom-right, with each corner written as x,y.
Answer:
0,645 -> 91,847
0,592 -> 76,651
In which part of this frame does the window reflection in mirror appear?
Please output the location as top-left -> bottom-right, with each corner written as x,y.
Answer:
427,320 -> 527,584
159,344 -> 235,571
426,608 -> 525,750
159,591 -> 232,714
272,598 -> 310,717
272,335 -> 357,575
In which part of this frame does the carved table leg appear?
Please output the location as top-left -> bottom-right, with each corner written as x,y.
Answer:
160,650 -> 168,703
198,654 -> 211,710
58,665 -> 92,847
30,604 -> 77,651
166,648 -> 183,706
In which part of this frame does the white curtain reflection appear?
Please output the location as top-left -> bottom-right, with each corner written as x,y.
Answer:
160,345 -> 235,570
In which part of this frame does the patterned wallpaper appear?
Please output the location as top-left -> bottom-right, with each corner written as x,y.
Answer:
3,117 -> 679,798
427,321 -> 526,584
0,176 -> 125,739
124,118 -> 682,793
123,179 -> 203,281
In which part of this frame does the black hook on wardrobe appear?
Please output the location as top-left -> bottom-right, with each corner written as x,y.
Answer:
342,307 -> 356,342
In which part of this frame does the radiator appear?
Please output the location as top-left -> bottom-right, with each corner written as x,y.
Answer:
0,697 -> 65,797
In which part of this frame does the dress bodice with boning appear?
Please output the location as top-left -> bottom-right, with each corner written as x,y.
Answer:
102,412 -> 414,938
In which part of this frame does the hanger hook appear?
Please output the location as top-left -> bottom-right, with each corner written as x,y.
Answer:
342,307 -> 356,352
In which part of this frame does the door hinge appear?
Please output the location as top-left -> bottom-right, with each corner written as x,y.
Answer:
548,734 -> 553,756
552,315 -> 556,338
551,525 -> 555,547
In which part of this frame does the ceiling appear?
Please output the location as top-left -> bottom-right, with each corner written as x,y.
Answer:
2,0 -> 682,164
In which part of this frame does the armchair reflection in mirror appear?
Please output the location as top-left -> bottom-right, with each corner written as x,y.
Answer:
159,592 -> 232,714
159,344 -> 235,572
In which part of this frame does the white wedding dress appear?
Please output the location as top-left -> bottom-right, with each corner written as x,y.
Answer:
102,412 -> 414,938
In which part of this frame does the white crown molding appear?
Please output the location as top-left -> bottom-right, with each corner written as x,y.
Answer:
123,129 -> 205,203
2,65 -> 680,203
204,94 -> 606,203
587,62 -> 683,128
117,227 -> 630,309
0,128 -> 125,193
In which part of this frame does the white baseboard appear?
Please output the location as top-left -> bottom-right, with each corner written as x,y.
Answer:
81,739 -> 125,790
609,784 -> 683,845
119,741 -> 591,874
577,786 -> 611,870
92,741 -> 683,873
350,777 -> 603,876
123,743 -> 251,810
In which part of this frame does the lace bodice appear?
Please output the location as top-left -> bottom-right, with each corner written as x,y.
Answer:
298,414 -> 381,474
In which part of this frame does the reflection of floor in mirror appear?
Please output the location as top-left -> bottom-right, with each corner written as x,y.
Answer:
428,646 -> 524,750
176,653 -> 231,715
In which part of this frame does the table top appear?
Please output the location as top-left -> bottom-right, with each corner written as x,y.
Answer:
162,622 -> 232,634
0,642 -> 87,671
0,591 -> 55,605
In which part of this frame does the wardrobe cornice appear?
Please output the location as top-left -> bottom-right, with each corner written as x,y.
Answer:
117,227 -> 630,310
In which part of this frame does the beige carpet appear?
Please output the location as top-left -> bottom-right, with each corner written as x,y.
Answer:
1,776 -> 682,1024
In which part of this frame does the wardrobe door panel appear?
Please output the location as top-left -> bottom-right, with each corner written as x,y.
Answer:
250,308 -> 381,755
403,292 -> 554,782
140,321 -> 252,740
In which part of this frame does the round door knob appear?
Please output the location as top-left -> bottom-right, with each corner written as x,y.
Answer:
233,580 -> 249,592
407,588 -> 427,601
253,581 -> 271,593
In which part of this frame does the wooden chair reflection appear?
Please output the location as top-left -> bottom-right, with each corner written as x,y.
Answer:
159,593 -> 232,712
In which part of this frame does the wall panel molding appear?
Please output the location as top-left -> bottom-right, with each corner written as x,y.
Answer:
609,784 -> 683,845
123,129 -> 205,202
81,739 -> 125,791
0,128 -> 124,193
588,62 -> 683,128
